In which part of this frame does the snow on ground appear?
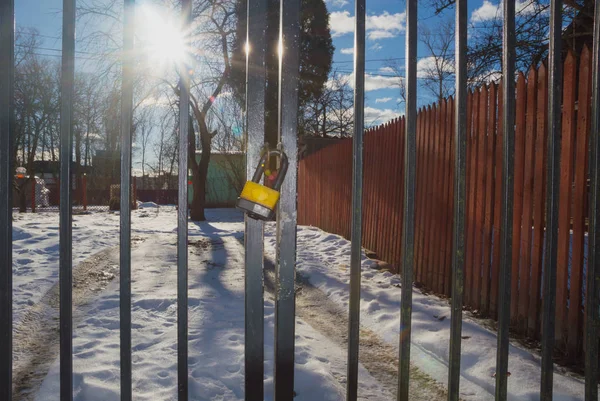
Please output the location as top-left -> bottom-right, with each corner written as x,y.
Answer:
13,211 -> 118,324
13,207 -> 591,400
28,209 -> 391,400
264,225 -> 590,401
12,206 -> 179,325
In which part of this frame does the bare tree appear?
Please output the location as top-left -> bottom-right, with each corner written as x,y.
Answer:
74,73 -> 103,168
301,71 -> 354,137
430,0 -> 595,85
181,0 -> 237,220
14,32 -> 60,174
134,106 -> 154,178
79,0 -> 238,220
379,61 -> 407,111
419,20 -> 455,102
211,93 -> 245,193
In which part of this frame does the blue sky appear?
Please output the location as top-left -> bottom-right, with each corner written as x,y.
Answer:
15,0 -> 502,127
324,0 -> 510,125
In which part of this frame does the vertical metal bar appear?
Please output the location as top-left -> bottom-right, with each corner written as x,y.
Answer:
346,0 -> 365,397
0,0 -> 14,399
119,0 -> 135,399
586,1 -> 600,399
540,1 -> 562,399
495,0 -> 515,399
177,0 -> 192,399
447,0 -> 467,399
60,0 -> 76,398
274,0 -> 300,397
245,0 -> 267,398
397,0 -> 417,400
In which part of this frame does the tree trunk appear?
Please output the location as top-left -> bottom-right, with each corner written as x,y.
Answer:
75,129 -> 82,205
188,115 -> 211,221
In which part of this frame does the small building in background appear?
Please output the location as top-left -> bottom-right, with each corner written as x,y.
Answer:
188,151 -> 245,208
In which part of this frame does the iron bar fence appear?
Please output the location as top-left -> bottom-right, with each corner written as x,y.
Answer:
447,1 -> 467,400
398,0 -> 417,399
274,0 -> 301,397
177,0 -> 192,399
586,0 -> 600,399
0,0 -> 15,399
540,1 -> 563,399
244,0 -> 267,398
585,0 -> 600,400
346,0 -> 365,398
59,0 -> 76,397
495,1 -> 516,399
298,42 -> 599,371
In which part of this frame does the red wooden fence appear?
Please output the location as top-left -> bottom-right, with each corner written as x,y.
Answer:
298,47 -> 593,361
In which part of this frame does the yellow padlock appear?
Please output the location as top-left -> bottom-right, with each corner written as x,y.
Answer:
237,149 -> 289,220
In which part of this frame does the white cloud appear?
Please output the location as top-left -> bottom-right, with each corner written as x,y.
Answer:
471,0 -> 500,22
375,97 -> 393,103
340,47 -> 354,55
367,12 -> 406,40
364,106 -> 398,126
329,11 -> 406,40
330,11 -> 355,37
326,0 -> 349,8
370,43 -> 383,51
329,73 -> 402,92
471,0 -> 541,23
379,66 -> 394,73
364,74 -> 402,91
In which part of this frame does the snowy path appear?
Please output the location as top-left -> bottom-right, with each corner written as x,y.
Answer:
262,253 -> 447,400
12,207 -> 171,325
264,225 -> 591,400
33,216 -> 393,400
13,247 -> 121,400
12,208 -> 592,400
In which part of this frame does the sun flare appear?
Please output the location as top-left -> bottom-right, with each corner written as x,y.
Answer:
138,4 -> 188,70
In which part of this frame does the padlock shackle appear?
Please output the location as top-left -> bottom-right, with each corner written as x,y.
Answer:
251,149 -> 289,190
273,150 -> 288,189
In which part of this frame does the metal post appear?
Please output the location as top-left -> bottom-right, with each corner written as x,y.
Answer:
0,0 -> 14,399
540,1 -> 562,399
31,179 -> 36,212
119,0 -> 135,399
177,0 -> 192,399
585,1 -> 600,399
397,0 -> 417,400
495,0 -> 515,399
274,0 -> 300,398
447,0 -> 467,400
346,0 -> 365,397
83,174 -> 87,211
59,0 -> 76,398
245,0 -> 267,398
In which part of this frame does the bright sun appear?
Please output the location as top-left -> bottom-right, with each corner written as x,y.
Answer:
139,4 -> 188,70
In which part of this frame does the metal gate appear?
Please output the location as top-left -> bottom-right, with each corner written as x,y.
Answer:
1,0 -> 600,400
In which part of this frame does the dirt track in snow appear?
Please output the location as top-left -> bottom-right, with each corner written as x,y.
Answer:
262,254 -> 450,401
12,238 -> 144,400
14,231 -> 448,400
